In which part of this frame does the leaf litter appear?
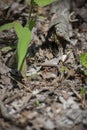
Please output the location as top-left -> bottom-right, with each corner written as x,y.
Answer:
0,0 -> 87,130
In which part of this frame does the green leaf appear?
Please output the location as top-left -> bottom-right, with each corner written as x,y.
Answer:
60,66 -> 68,73
80,52 -> 87,68
13,21 -> 31,71
0,46 -> 16,51
0,21 -> 32,72
34,0 -> 55,7
84,70 -> 87,76
0,23 -> 13,32
80,88 -> 86,95
35,100 -> 41,106
18,27 -> 31,71
13,21 -> 23,39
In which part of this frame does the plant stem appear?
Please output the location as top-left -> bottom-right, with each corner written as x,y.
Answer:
26,0 -> 34,27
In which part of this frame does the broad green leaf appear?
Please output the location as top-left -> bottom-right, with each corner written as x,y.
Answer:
18,27 -> 31,71
14,21 -> 31,71
80,52 -> 87,68
34,0 -> 55,7
0,20 -> 31,72
13,21 -> 23,39
0,23 -> 13,32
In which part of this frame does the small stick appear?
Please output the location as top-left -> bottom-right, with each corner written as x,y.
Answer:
70,87 -> 82,101
37,63 -> 60,75
9,75 -> 32,93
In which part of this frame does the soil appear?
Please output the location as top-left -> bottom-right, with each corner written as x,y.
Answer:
0,0 -> 87,130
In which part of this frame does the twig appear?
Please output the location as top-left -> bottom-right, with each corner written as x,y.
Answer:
9,75 -> 32,93
69,85 -> 82,101
4,93 -> 20,104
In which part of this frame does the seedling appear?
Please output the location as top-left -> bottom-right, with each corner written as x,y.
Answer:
80,52 -> 87,95
80,52 -> 87,76
80,87 -> 86,96
0,0 -> 55,77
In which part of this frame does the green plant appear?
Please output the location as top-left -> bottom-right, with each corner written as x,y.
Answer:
0,0 -> 55,76
80,52 -> 87,76
80,87 -> 86,96
80,52 -> 87,69
80,52 -> 87,95
60,66 -> 68,73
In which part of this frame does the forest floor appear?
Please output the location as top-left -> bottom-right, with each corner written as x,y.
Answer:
0,0 -> 87,130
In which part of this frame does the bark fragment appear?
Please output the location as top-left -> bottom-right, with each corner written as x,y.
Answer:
48,0 -> 72,43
